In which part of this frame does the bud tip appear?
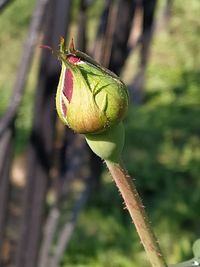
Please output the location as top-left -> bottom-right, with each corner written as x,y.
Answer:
69,38 -> 76,53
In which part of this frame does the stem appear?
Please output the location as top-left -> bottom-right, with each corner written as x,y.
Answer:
105,160 -> 167,267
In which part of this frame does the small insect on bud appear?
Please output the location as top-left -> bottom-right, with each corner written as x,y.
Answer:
55,38 -> 129,134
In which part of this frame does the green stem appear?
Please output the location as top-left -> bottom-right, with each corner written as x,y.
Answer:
105,160 -> 167,267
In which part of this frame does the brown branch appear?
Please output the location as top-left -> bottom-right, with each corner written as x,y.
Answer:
0,0 -> 49,138
14,1 -> 71,267
108,0 -> 136,75
38,208 -> 60,267
129,0 -> 157,104
101,0 -> 119,67
49,179 -> 92,267
0,128 -> 14,258
0,0 -> 12,11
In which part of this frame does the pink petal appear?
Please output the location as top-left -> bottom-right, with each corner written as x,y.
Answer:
62,98 -> 67,116
63,69 -> 73,103
67,55 -> 80,64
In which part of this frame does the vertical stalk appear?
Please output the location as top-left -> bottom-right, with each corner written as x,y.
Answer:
105,160 -> 167,267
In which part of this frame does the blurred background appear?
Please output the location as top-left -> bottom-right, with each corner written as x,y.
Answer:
0,0 -> 200,267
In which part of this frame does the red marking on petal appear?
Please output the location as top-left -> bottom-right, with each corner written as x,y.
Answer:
62,98 -> 67,116
63,69 -> 73,103
67,55 -> 80,64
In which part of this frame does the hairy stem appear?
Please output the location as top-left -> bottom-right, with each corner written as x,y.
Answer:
105,160 -> 167,267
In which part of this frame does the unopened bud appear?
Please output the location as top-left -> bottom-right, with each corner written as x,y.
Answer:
56,38 -> 128,134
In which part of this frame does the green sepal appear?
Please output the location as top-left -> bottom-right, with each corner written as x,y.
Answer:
85,122 -> 125,163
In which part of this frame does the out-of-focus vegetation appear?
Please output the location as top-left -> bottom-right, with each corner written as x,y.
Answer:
0,0 -> 200,266
0,0 -> 37,153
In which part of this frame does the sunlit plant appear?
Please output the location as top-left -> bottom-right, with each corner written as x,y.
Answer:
41,38 -> 200,267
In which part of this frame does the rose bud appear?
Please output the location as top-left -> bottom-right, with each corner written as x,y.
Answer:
55,38 -> 128,134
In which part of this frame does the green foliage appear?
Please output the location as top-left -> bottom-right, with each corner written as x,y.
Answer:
0,0 -> 35,114
62,1 -> 200,266
62,176 -> 148,267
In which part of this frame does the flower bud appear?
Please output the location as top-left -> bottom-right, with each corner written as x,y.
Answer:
56,38 -> 128,134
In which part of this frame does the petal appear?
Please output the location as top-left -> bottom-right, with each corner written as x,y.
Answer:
63,69 -> 73,103
67,55 -> 80,64
61,98 -> 67,117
